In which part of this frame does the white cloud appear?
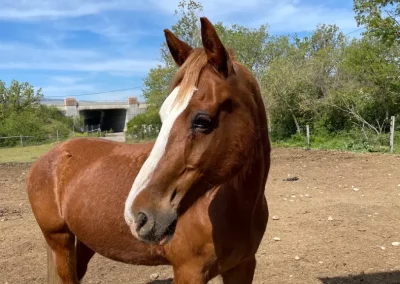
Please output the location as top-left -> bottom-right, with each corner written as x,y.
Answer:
1,0 -> 360,103
148,0 -> 263,16
50,76 -> 86,85
42,84 -> 96,96
90,88 -> 144,101
0,59 -> 160,73
41,84 -> 144,101
0,42 -> 100,60
0,0 -> 143,20
144,0 -> 358,35
140,0 -> 357,33
253,2 -> 357,33
1,0 -> 358,34
53,17 -> 151,44
0,42 -> 160,73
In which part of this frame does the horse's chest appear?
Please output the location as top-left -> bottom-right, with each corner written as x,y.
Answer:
165,197 -> 266,272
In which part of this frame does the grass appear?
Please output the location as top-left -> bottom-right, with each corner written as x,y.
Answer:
1,131 -> 399,164
0,143 -> 59,163
272,131 -> 400,154
0,132 -> 124,163
0,134 -> 157,164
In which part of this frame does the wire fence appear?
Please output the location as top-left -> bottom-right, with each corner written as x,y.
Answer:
0,124 -> 111,148
270,119 -> 400,154
0,124 -> 161,148
0,133 -> 97,148
126,124 -> 160,141
0,119 -> 398,154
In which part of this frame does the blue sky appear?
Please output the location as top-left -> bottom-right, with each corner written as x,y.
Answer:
0,0 -> 362,102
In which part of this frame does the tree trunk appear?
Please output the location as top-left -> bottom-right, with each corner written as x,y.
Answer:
292,113 -> 301,134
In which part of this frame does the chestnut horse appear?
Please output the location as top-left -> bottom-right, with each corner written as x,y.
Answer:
26,17 -> 271,284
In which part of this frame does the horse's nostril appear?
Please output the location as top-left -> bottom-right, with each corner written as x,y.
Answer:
170,189 -> 177,204
136,212 -> 148,231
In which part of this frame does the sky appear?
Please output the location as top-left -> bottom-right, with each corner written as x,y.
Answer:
0,0 -> 363,102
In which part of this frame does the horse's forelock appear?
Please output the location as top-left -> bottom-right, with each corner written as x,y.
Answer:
169,48 -> 237,109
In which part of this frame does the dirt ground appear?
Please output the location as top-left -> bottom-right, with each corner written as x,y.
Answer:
1,148 -> 399,284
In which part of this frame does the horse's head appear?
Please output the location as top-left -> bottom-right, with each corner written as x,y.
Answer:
124,17 -> 268,245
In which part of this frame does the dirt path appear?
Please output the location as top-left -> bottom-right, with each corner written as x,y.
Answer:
1,148 -> 399,284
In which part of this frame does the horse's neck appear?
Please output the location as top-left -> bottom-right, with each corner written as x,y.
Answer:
235,157 -> 266,204
214,143 -> 268,214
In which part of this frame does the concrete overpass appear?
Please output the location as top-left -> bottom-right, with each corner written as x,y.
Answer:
42,97 -> 148,132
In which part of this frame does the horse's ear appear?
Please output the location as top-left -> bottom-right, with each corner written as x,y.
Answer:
164,29 -> 193,67
200,17 -> 233,78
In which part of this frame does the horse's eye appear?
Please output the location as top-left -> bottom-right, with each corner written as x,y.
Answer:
192,113 -> 213,132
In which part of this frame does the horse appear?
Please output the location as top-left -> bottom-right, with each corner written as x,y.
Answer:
26,17 -> 271,284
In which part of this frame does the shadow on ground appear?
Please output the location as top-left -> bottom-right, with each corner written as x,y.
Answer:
319,271 -> 400,284
147,279 -> 173,284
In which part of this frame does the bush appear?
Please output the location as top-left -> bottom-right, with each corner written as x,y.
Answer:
127,109 -> 161,140
0,106 -> 74,147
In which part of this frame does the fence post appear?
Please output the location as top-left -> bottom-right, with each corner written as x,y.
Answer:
306,125 -> 310,149
20,134 -> 23,147
390,116 -> 395,153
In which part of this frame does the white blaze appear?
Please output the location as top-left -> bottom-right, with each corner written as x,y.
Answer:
124,86 -> 195,226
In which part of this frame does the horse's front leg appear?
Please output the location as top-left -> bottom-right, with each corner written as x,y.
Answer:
172,263 -> 209,284
221,257 -> 256,284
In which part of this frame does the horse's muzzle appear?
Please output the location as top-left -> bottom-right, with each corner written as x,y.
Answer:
133,209 -> 178,245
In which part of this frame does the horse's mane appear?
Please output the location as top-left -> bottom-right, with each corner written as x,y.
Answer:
169,48 -> 236,108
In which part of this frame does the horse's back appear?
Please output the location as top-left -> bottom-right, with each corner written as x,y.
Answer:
27,138 -> 146,194
27,137 -> 153,190
26,138 -> 167,265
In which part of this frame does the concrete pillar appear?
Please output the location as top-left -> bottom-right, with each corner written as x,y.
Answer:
125,97 -> 140,131
64,98 -> 79,117
100,110 -> 105,130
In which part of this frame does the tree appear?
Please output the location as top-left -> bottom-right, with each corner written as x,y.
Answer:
0,79 -> 43,119
140,0 -> 273,130
302,24 -> 347,100
141,0 -> 204,118
261,46 -> 316,137
142,65 -> 177,111
161,0 -> 204,67
0,79 -> 74,147
328,36 -> 400,135
260,25 -> 348,138
214,23 -> 271,80
126,110 -> 161,139
354,0 -> 400,45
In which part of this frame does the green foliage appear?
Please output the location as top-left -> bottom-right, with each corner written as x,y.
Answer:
0,80 -> 74,147
0,79 -> 43,119
72,114 -> 85,131
354,0 -> 400,45
274,129 -> 400,153
261,21 -> 400,144
125,0 -> 400,154
140,0 -> 203,127
142,65 -> 177,111
215,23 -> 271,80
126,110 -> 161,140
140,0 -> 274,128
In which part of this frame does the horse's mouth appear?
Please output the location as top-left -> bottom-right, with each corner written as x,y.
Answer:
156,218 -> 178,246
133,217 -> 178,246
